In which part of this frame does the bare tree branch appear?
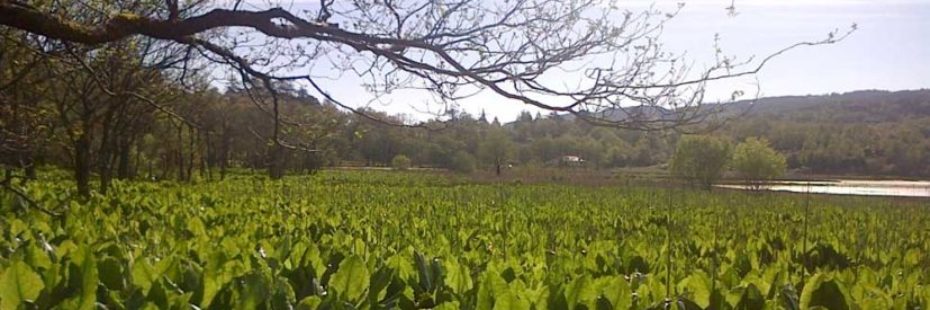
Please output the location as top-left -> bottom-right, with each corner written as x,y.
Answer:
0,0 -> 854,131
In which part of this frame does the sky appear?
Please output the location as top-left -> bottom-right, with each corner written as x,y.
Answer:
236,0 -> 930,122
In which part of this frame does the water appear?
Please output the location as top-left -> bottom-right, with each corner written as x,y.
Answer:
716,180 -> 930,198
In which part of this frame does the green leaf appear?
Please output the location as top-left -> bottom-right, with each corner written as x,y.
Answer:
200,252 -> 231,308
26,245 -> 51,271
58,247 -> 99,310
237,271 -> 269,309
677,272 -> 711,308
734,283 -> 764,310
0,261 -> 46,309
674,297 -> 704,310
565,275 -> 597,310
779,284 -> 800,310
799,274 -> 850,310
329,255 -> 369,303
598,276 -> 631,310
445,259 -> 473,294
414,252 -> 435,292
131,260 -> 158,295
187,217 -> 207,237
99,257 -> 125,290
494,290 -> 530,310
904,248 -> 921,267
296,296 -> 322,310
476,273 -> 496,310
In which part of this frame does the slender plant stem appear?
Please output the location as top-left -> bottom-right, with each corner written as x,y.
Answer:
801,181 -> 811,285
665,187 -> 673,301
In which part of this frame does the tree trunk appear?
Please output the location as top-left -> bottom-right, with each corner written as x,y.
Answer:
116,136 -> 132,180
24,162 -> 36,180
97,135 -> 115,195
203,131 -> 212,180
74,132 -> 92,198
135,144 -> 143,179
268,144 -> 285,179
219,119 -> 230,180
186,125 -> 195,182
99,157 -> 113,195
220,152 -> 228,180
97,103 -> 122,195
159,154 -> 169,180
176,125 -> 185,181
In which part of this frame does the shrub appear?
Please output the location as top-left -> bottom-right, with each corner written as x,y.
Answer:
670,135 -> 731,189
731,137 -> 787,190
450,151 -> 477,173
391,154 -> 412,170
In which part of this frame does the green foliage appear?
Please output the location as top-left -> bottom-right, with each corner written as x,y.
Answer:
450,151 -> 477,173
477,128 -> 513,169
392,154 -> 412,170
732,137 -> 787,189
800,274 -> 851,310
329,256 -> 370,303
0,261 -> 45,309
670,135 -> 731,189
0,170 -> 928,309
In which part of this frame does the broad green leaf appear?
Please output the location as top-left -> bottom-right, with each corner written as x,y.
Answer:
677,272 -> 711,308
296,296 -> 322,310
64,247 -> 98,310
99,257 -> 125,290
0,261 -> 46,309
734,283 -> 764,310
445,259 -> 473,294
780,284 -> 800,310
329,255 -> 369,303
904,248 -> 920,267
26,245 -> 51,270
476,271 -> 507,310
188,217 -> 207,237
131,260 -> 158,295
565,275 -> 597,310
599,276 -> 632,310
800,274 -> 850,310
200,252 -> 230,308
435,300 -> 461,309
494,290 -> 530,310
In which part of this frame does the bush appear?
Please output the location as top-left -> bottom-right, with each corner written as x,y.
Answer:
449,151 -> 477,173
732,137 -> 787,190
670,135 -> 731,189
391,154 -> 412,170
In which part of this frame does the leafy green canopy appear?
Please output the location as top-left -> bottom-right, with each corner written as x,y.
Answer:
670,135 -> 731,189
732,137 -> 788,188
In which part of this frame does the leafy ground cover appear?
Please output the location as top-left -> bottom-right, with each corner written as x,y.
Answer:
1,171 -> 929,309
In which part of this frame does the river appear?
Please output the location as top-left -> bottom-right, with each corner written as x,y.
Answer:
716,180 -> 930,198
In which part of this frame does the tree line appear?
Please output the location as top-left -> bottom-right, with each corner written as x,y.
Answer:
1,0 -> 861,200
671,135 -> 786,189
3,32 -> 928,200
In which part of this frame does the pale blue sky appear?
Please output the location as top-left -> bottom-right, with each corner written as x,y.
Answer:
234,0 -> 930,122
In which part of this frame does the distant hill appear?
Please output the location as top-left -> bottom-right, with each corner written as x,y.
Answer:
549,89 -> 930,125
723,89 -> 930,176
539,89 -> 930,176
726,89 -> 930,123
